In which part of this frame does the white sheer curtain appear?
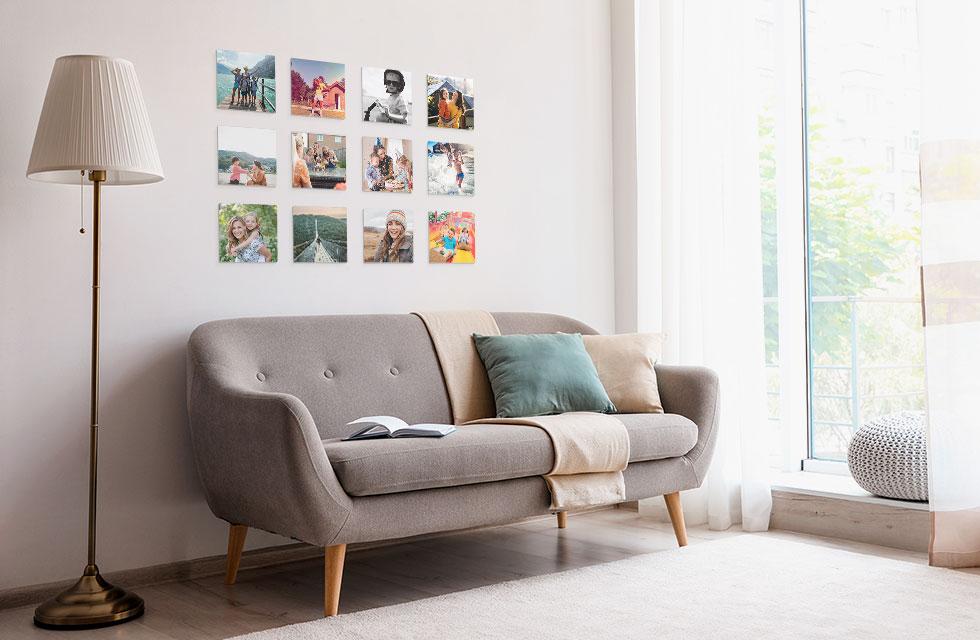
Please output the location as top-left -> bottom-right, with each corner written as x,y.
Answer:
918,0 -> 980,569
656,0 -> 772,531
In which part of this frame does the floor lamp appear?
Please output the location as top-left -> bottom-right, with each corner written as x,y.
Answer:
27,55 -> 164,629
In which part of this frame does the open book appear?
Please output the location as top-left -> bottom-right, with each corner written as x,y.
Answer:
343,415 -> 457,441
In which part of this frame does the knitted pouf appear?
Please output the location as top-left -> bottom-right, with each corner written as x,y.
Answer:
847,412 -> 928,501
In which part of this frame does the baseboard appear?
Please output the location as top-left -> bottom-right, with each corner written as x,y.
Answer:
0,507 -> 614,611
769,488 -> 930,552
0,540 -> 321,611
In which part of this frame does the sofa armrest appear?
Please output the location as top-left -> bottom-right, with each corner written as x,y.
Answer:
187,361 -> 353,546
655,364 -> 720,485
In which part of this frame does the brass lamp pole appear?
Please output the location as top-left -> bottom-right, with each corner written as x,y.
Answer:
33,170 -> 146,628
27,56 -> 164,629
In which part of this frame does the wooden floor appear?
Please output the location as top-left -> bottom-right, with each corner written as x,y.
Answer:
0,508 -> 931,640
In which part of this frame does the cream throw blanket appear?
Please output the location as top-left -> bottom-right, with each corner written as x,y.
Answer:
413,310 -> 629,510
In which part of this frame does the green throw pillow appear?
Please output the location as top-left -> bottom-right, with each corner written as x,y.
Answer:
473,333 -> 616,418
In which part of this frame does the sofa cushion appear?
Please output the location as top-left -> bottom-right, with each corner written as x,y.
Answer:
473,333 -> 616,417
582,333 -> 665,414
324,413 -> 699,497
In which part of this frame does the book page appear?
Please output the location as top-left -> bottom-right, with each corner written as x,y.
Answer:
347,415 -> 409,433
405,423 -> 456,435
410,423 -> 455,431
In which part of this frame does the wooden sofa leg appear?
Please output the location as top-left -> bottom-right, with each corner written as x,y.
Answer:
225,524 -> 248,584
663,492 -> 688,547
556,511 -> 568,529
324,543 -> 347,617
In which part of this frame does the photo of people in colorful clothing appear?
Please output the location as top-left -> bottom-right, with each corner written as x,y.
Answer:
426,74 -> 474,129
362,137 -> 412,193
217,126 -> 276,187
362,67 -> 412,124
292,132 -> 346,189
427,141 -> 474,196
216,50 -> 276,113
290,58 -> 345,119
428,211 -> 475,264
218,203 -> 277,263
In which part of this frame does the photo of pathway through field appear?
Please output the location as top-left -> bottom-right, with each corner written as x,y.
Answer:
293,206 -> 347,263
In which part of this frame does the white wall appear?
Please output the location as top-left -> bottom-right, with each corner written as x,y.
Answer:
0,0 -> 614,590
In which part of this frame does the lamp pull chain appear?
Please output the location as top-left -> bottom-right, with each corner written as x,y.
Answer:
79,170 -> 86,234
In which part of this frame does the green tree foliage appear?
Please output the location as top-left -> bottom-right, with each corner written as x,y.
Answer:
217,203 -> 278,262
292,214 -> 347,261
759,112 -> 912,363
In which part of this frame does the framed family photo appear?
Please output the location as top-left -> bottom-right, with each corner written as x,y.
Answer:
428,211 -> 476,264
218,203 -> 278,263
427,141 -> 474,196
363,209 -> 413,263
292,132 -> 347,189
217,126 -> 276,187
362,67 -> 412,124
293,206 -> 347,263
362,136 -> 412,193
290,58 -> 345,119
426,74 -> 474,129
216,49 -> 276,113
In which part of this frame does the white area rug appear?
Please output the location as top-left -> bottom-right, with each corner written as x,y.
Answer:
230,535 -> 980,640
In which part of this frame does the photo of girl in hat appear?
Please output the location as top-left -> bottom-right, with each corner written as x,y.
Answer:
364,209 -> 413,263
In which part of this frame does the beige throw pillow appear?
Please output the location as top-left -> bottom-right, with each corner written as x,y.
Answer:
582,333 -> 665,414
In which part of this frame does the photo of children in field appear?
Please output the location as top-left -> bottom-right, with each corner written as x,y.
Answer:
428,211 -> 475,264
293,206 -> 347,263
362,137 -> 412,193
292,132 -> 346,189
362,67 -> 412,124
426,74 -> 474,129
427,141 -> 474,196
363,209 -> 413,263
218,203 -> 277,263
291,58 -> 345,119
217,126 -> 276,187
216,50 -> 276,112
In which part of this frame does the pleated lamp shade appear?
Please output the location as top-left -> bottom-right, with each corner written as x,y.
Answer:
27,55 -> 164,185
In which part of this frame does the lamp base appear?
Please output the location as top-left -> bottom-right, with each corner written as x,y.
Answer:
33,564 -> 144,630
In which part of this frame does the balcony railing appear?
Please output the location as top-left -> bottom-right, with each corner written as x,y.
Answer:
764,294 -> 925,462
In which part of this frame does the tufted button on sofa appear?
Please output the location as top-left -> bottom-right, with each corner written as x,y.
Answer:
186,312 -> 720,616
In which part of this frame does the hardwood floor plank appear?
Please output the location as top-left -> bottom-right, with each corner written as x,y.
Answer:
0,511 -> 929,639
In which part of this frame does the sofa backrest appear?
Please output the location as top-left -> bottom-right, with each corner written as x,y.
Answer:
187,312 -> 597,439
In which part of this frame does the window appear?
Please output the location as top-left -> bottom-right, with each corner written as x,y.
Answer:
802,0 -> 924,462
757,0 -> 924,471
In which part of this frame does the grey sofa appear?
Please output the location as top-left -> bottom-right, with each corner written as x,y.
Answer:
186,312 -> 720,616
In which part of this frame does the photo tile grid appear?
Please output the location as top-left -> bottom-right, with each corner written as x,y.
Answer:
217,126 -> 277,187
290,58 -> 346,119
363,208 -> 414,264
428,211 -> 476,264
216,49 -> 276,113
425,73 -> 474,130
361,136 -> 413,193
292,206 -> 348,263
362,67 -> 413,125
427,141 -> 474,196
291,132 -> 347,190
218,203 -> 278,263
216,50 -> 475,266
